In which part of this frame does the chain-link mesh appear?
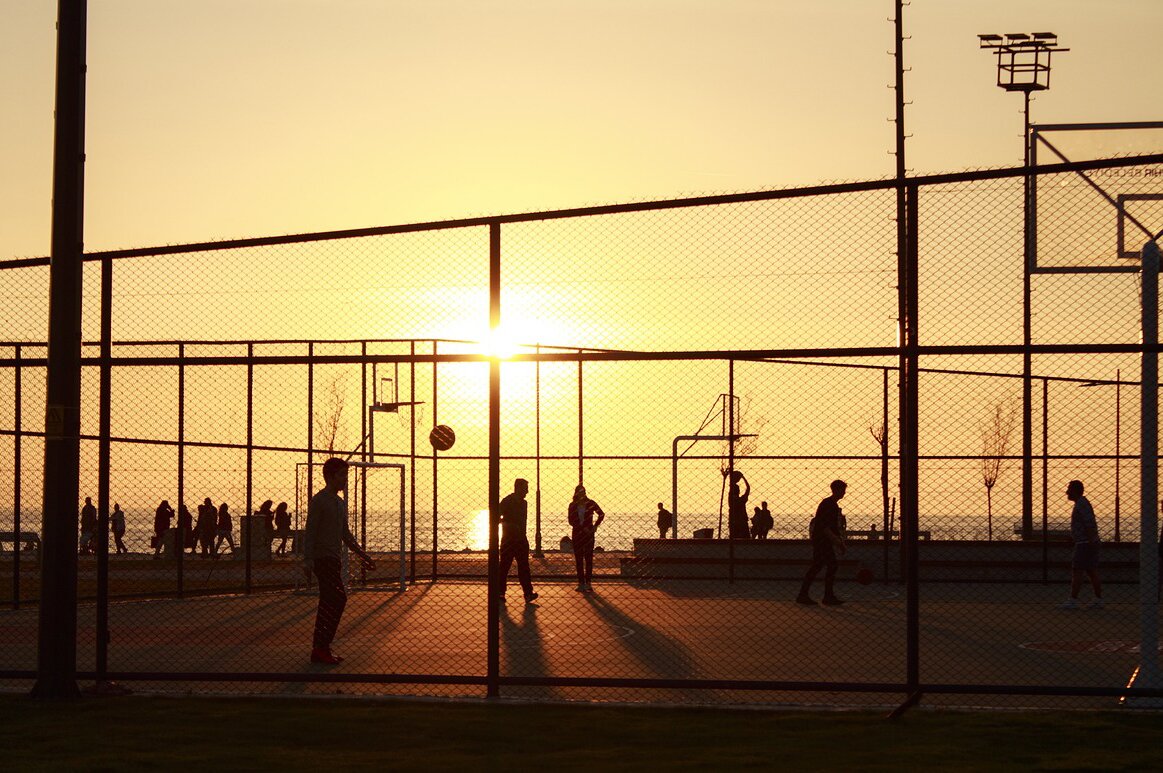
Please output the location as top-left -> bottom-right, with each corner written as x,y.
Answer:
2,155 -> 1162,708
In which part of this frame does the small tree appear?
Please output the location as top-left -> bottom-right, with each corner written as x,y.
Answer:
868,417 -> 890,538
980,398 -> 1019,540
315,372 -> 351,458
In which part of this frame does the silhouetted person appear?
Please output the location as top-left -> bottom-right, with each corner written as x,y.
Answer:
797,480 -> 848,606
256,499 -> 275,530
1060,479 -> 1102,609
758,501 -> 773,539
656,502 -> 673,539
178,503 -> 195,553
869,523 -> 879,541
153,500 -> 174,558
214,502 -> 235,556
196,498 -> 216,556
498,478 -> 537,603
568,484 -> 604,592
79,497 -> 97,555
304,457 -> 375,665
111,503 -> 127,554
274,502 -> 292,556
725,469 -> 750,539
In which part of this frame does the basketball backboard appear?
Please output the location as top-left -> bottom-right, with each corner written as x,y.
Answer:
1031,121 -> 1163,271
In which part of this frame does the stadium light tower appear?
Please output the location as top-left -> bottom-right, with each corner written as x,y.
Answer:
977,32 -> 1068,543
977,32 -> 1069,165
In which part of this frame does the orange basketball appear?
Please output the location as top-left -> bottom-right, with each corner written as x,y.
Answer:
429,424 -> 456,451
856,567 -> 874,585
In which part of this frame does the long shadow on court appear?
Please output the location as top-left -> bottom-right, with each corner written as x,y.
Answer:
583,592 -> 699,680
500,600 -> 556,700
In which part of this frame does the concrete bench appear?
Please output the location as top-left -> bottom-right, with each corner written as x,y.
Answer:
0,531 -> 41,553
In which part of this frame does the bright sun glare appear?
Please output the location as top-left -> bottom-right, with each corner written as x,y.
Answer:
467,508 -> 491,550
482,325 -> 524,359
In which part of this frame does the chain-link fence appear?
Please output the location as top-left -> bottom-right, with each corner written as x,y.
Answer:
2,153 -> 1163,708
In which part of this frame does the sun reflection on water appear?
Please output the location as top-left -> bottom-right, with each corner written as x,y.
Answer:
466,509 -> 491,551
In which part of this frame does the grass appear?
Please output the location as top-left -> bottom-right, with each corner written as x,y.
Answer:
1,694 -> 1161,771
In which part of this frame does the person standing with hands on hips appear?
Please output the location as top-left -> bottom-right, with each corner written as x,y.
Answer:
569,484 -> 605,593
304,457 -> 375,665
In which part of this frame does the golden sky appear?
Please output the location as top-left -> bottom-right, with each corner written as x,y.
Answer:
1,0 -> 1160,259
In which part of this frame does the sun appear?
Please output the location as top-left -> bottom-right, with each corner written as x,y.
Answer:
482,324 -> 524,360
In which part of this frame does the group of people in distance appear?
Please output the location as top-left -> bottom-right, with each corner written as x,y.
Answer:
652,470 -> 774,541
78,495 -> 295,558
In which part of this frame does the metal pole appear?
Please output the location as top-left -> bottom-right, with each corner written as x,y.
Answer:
1041,377 -> 1049,582
1021,89 -> 1034,541
1128,239 -> 1160,703
534,344 -> 542,557
1115,368 -> 1121,542
487,223 -> 501,698
416,341 -> 421,581
399,466 -> 406,589
95,254 -> 111,678
882,367 -> 890,581
13,346 -> 22,610
307,343 -> 314,548
672,438 -> 680,539
176,345 -> 185,599
33,0 -> 88,700
432,340 -> 439,579
245,343 -> 253,595
577,355 -> 584,484
903,184 -> 920,702
728,360 -> 736,585
360,344 -> 367,581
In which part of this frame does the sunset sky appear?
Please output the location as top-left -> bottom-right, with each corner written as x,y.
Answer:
1,0 -> 1160,259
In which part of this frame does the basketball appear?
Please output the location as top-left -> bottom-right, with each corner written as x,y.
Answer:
429,424 -> 456,451
856,567 -> 874,585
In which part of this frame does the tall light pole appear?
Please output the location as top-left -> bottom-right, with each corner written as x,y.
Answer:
978,32 -> 1068,541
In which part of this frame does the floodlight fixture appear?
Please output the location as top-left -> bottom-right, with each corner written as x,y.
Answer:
978,30 -> 1068,93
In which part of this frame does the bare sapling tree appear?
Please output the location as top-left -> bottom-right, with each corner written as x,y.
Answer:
869,417 -> 890,538
315,372 -> 351,460
980,398 -> 1019,541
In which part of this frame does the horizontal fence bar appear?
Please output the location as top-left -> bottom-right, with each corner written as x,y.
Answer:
3,153 -> 1161,270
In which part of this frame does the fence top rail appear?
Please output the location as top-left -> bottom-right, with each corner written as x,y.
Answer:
3,153 -> 1161,270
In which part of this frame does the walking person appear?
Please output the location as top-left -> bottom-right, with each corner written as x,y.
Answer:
656,502 -> 673,539
111,502 -> 128,554
304,457 -> 375,665
725,469 -> 751,539
214,502 -> 236,556
797,480 -> 848,606
568,484 -> 605,592
274,502 -> 292,556
153,500 -> 174,558
498,478 -> 538,604
1060,479 -> 1103,609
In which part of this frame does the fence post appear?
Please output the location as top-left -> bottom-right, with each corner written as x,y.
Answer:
176,345 -> 185,598
33,0 -> 87,700
899,183 -> 921,710
487,222 -> 501,698
12,345 -> 21,610
1128,239 -> 1161,704
245,343 -> 253,595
